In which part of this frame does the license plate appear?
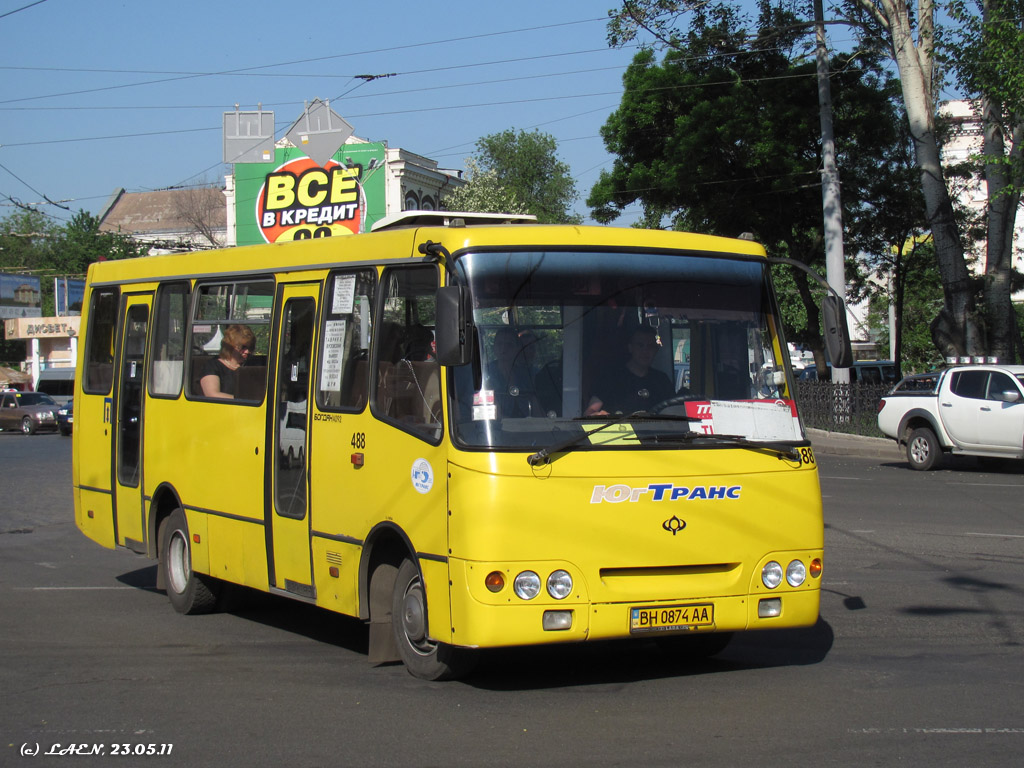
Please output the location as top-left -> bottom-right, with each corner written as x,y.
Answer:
630,603 -> 714,634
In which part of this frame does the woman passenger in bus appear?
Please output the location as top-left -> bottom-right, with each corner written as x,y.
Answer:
200,324 -> 255,399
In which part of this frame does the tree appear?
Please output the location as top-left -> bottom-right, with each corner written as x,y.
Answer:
59,210 -> 147,271
171,184 -> 227,248
942,0 -> 1024,362
607,0 -> 1024,361
866,240 -> 946,373
591,2 -> 915,370
441,159 -> 531,217
1,208 -> 144,320
443,129 -> 582,224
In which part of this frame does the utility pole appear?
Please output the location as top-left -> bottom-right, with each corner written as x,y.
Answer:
814,0 -> 850,384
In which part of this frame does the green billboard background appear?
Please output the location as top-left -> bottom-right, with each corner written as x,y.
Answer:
234,143 -> 387,247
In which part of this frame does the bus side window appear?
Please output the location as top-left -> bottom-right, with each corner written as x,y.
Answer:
150,281 -> 191,398
316,269 -> 376,412
188,279 -> 273,402
373,265 -> 441,440
83,287 -> 119,395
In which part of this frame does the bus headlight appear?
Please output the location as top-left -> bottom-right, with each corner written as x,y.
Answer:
514,571 -> 541,600
761,561 -> 783,589
546,570 -> 573,600
786,560 -> 807,587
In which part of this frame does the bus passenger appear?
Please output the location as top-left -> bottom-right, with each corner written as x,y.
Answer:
200,324 -> 255,399
486,327 -> 541,417
585,325 -> 675,416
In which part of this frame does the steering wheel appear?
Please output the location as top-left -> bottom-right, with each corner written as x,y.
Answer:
650,393 -> 700,414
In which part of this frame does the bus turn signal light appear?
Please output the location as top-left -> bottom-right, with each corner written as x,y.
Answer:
810,558 -> 823,578
485,571 -> 505,593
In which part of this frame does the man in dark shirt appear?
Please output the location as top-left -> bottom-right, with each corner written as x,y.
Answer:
585,325 -> 674,415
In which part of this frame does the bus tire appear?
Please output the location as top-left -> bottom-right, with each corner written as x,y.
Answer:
159,508 -> 219,615
906,427 -> 941,471
392,558 -> 476,681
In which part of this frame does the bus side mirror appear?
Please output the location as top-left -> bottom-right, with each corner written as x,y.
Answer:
435,286 -> 473,366
822,294 -> 853,368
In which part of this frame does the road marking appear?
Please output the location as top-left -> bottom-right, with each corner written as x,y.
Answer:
955,483 -> 1024,488
851,727 -> 1024,735
964,532 -> 1024,539
15,586 -> 139,591
820,476 -> 861,480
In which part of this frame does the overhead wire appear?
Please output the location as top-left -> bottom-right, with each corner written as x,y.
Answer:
0,6 -> 870,223
0,0 -> 49,20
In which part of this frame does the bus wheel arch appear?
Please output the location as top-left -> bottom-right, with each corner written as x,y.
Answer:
358,524 -> 474,679
391,557 -> 476,680
359,523 -> 413,665
157,507 -> 220,615
148,483 -> 184,565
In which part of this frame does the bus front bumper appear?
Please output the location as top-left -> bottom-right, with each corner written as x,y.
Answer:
446,563 -> 821,649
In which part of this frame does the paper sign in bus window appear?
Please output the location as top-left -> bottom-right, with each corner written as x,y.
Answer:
320,319 -> 347,392
332,275 -> 356,315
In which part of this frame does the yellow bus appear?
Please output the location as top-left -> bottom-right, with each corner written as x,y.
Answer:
72,213 -> 850,680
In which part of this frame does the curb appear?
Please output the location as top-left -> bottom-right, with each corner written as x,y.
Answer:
806,428 -> 903,460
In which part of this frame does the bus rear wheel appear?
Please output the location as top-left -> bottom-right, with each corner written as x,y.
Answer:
392,558 -> 475,681
159,508 -> 219,615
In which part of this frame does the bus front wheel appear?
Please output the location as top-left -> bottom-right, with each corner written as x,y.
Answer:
392,558 -> 475,681
159,508 -> 219,615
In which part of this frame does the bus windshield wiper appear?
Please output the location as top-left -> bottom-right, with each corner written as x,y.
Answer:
650,431 -> 802,461
526,411 -> 700,467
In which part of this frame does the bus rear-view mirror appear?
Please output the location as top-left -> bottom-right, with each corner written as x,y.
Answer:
822,294 -> 853,368
435,286 -> 472,366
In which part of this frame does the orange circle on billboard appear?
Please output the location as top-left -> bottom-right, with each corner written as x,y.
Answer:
256,156 -> 362,243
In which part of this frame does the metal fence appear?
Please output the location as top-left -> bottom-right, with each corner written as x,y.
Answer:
795,380 -> 890,437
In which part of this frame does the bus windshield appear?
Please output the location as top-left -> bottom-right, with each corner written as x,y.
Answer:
451,249 -> 798,451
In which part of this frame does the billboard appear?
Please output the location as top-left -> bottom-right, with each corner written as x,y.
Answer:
54,278 -> 86,316
0,273 -> 42,319
233,143 -> 387,247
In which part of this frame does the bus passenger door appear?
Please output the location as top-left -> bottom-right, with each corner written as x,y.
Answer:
113,295 -> 151,551
267,284 -> 317,597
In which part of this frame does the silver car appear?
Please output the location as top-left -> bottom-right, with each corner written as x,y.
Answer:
0,390 -> 60,434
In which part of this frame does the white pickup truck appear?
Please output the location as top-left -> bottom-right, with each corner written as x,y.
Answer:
877,364 -> 1024,470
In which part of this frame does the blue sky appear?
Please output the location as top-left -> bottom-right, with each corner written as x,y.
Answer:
0,0 -> 863,227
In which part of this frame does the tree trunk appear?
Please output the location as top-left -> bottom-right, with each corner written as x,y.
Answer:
882,1 -> 983,356
980,96 -> 1020,362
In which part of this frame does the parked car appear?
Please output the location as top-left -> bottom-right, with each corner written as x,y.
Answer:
57,400 -> 73,436
0,390 -> 60,434
877,363 -> 1024,470
799,360 -> 899,385
36,368 -> 75,405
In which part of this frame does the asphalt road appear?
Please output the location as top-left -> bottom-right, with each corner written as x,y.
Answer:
2,432 -> 1023,767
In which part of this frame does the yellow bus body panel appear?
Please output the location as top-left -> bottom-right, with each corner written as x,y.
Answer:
71,222 -> 826,657
446,447 -> 822,648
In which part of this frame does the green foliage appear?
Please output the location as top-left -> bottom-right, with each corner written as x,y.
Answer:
443,129 -> 581,224
594,2 -> 919,361
944,0 -> 1024,123
1,208 -> 145,363
441,159 -> 531,217
866,248 -> 946,373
